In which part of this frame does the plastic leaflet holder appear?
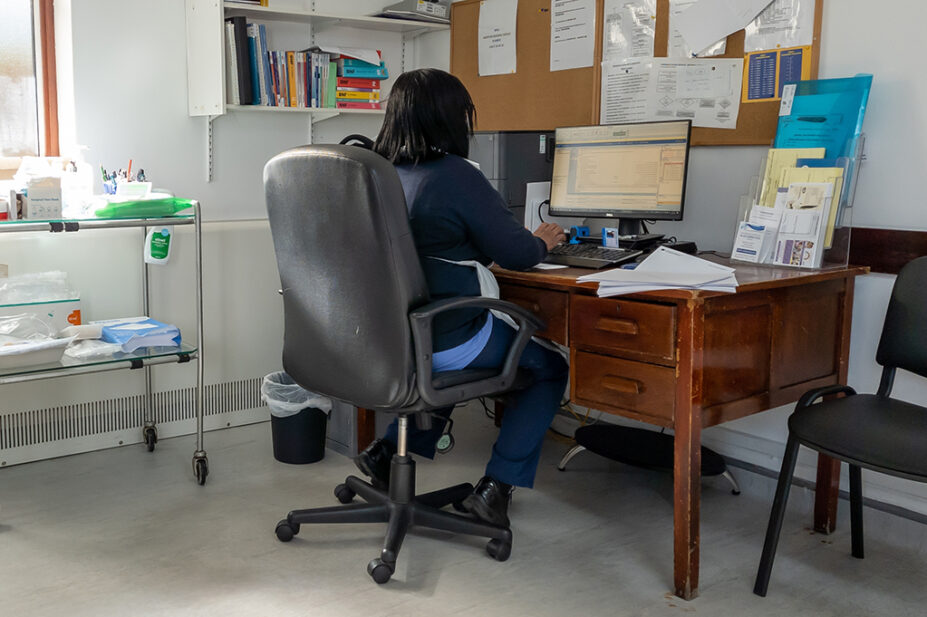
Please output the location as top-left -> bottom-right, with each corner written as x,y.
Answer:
94,316 -> 181,353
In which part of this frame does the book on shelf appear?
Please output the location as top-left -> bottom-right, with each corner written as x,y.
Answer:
335,89 -> 380,101
224,16 -> 253,105
337,76 -> 381,89
335,101 -> 382,110
246,24 -> 262,105
339,63 -> 389,79
225,24 -> 387,109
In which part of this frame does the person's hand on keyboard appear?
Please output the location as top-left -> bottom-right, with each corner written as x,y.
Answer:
534,223 -> 567,250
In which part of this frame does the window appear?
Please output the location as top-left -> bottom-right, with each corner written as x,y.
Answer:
0,0 -> 57,168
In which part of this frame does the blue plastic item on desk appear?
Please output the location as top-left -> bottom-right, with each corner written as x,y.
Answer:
569,225 -> 590,245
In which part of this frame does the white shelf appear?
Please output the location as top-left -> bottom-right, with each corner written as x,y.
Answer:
222,3 -> 448,35
226,104 -> 384,117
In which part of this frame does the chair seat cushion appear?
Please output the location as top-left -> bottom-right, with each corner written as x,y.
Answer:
431,368 -> 501,389
789,394 -> 927,480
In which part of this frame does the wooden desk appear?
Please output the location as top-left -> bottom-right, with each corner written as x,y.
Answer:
494,259 -> 868,600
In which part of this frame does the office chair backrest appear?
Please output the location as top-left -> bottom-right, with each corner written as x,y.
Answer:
875,256 -> 927,380
264,145 -> 429,409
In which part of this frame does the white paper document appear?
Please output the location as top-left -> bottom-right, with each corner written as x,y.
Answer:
650,58 -> 743,129
600,58 -> 652,124
744,0 -> 815,53
578,247 -> 738,297
602,0 -> 655,59
674,0 -> 773,56
668,0 -> 726,58
550,0 -> 596,72
303,45 -> 380,66
478,0 -> 518,76
772,182 -> 834,268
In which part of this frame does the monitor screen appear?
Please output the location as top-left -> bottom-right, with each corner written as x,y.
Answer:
548,120 -> 691,221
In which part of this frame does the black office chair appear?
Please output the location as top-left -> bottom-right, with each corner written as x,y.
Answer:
263,145 -> 543,584
754,256 -> 927,596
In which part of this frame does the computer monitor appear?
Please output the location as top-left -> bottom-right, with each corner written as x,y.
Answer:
548,120 -> 692,236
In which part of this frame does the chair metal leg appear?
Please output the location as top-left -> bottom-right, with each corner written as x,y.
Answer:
413,502 -> 513,542
849,464 -> 865,559
721,469 -> 742,495
558,445 -> 586,471
754,435 -> 801,597
415,483 -> 474,509
288,502 -> 390,526
345,475 -> 389,505
379,505 -> 413,565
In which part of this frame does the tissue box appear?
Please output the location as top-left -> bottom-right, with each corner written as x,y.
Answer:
0,299 -> 82,331
24,176 -> 62,219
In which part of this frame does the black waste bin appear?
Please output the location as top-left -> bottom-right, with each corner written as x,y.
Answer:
262,372 -> 331,464
270,407 -> 327,464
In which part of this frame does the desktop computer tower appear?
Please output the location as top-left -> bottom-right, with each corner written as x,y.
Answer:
469,130 -> 555,224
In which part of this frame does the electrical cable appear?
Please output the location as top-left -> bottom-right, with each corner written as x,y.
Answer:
537,199 -> 550,224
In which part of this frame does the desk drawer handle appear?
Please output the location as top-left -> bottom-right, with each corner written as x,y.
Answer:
602,375 -> 643,395
595,317 -> 639,336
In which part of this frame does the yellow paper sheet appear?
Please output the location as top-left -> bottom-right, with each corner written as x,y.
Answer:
758,148 -> 826,208
778,166 -> 845,247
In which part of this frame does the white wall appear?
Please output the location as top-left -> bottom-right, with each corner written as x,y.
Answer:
9,0 -> 926,512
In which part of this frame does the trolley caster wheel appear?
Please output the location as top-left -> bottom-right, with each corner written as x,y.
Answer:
143,427 -> 158,452
193,457 -> 208,485
334,484 -> 356,504
367,558 -> 394,584
275,520 -> 299,542
486,539 -> 511,562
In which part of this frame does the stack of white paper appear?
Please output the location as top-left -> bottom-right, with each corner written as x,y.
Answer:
577,246 -> 738,297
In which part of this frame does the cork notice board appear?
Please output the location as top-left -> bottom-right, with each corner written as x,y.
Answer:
450,0 -> 604,132
451,0 -> 823,145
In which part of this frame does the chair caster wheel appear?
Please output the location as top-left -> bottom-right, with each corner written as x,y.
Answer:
367,558 -> 394,584
275,520 -> 299,542
486,538 -> 511,562
334,483 -> 356,504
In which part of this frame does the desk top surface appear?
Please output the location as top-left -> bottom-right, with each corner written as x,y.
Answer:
493,255 -> 869,300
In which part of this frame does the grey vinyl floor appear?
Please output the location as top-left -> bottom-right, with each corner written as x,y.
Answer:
2,404 -> 925,617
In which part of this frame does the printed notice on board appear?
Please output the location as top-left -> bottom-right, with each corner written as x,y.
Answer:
550,0 -> 596,71
668,0 -> 725,58
478,0 -> 518,76
602,0 -> 655,59
744,0 -> 815,53
650,58 -> 744,129
742,45 -> 812,102
601,57 -> 744,129
600,58 -> 652,124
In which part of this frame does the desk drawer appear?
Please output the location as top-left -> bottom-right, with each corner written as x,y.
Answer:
498,284 -> 568,345
571,296 -> 676,365
572,351 -> 675,424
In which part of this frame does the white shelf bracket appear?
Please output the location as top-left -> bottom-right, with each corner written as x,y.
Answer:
205,114 -> 217,183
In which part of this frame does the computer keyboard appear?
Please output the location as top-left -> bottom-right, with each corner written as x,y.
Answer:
545,243 -> 642,269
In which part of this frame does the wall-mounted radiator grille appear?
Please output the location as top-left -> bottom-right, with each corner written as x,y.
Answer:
0,377 -> 265,453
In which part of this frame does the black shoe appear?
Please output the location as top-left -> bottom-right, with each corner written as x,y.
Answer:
462,476 -> 513,528
353,438 -> 395,488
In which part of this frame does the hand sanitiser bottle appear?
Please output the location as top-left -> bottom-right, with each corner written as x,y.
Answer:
144,227 -> 173,265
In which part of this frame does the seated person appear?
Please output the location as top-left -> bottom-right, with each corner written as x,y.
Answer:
355,68 -> 568,528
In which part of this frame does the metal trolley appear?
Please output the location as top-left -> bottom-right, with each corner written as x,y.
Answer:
0,203 -> 208,484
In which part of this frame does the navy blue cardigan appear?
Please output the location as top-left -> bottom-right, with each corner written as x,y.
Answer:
395,154 -> 547,351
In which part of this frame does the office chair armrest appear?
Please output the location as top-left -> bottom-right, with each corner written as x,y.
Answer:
409,297 -> 546,408
795,384 -> 858,411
